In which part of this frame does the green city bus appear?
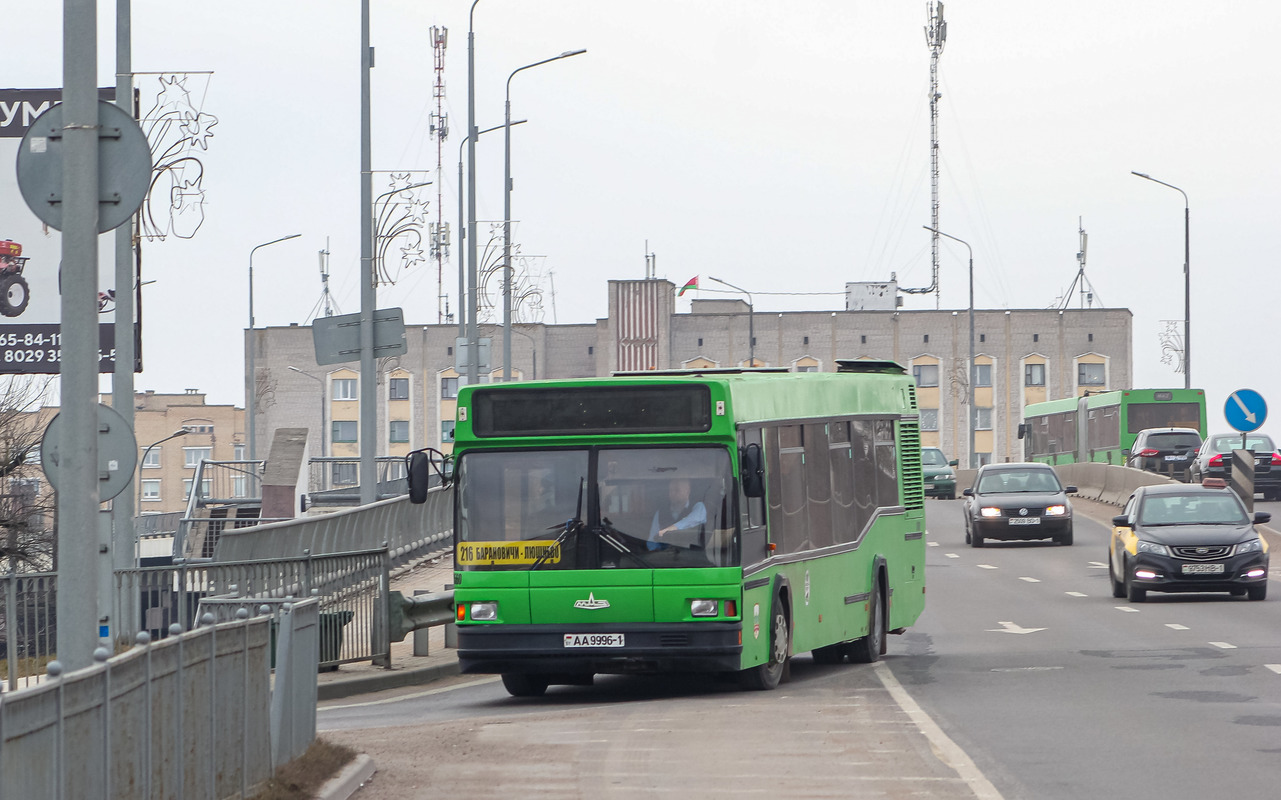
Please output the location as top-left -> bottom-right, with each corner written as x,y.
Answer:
1020,388 -> 1207,465
445,361 -> 927,696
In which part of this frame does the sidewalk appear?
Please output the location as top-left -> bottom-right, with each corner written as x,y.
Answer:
316,553 -> 461,701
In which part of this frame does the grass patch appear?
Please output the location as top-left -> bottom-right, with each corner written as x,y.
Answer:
251,738 -> 358,800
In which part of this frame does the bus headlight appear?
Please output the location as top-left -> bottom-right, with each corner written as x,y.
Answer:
1045,505 -> 1067,516
690,599 -> 719,617
980,507 -> 1002,518
469,601 -> 498,621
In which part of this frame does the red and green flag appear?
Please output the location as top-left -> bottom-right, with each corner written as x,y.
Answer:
678,276 -> 699,296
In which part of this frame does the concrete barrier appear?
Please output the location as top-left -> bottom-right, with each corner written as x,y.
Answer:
1054,462 -> 1182,507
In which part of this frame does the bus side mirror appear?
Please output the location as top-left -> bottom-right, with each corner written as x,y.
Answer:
1017,423 -> 1028,440
408,450 -> 433,504
740,442 -> 765,498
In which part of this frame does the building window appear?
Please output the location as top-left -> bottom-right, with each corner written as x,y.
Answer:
182,478 -> 212,499
332,378 -> 357,401
1025,363 -> 1046,386
803,336 -> 809,345
447,346 -> 453,355
920,408 -> 939,431
976,452 -> 993,467
974,364 -> 992,387
913,364 -> 939,388
442,420 -> 456,443
441,377 -> 459,399
332,420 -> 358,443
141,480 -> 161,501
183,447 -> 211,469
389,420 -> 410,443
923,334 -> 929,343
975,407 -> 994,430
232,475 -> 248,499
332,463 -> 358,486
980,334 -> 986,343
234,444 -> 246,461
796,365 -> 817,373
860,335 -> 866,344
389,377 -> 410,400
141,448 -> 161,469
1088,333 -> 1094,342
1033,333 -> 1040,343
1078,363 -> 1106,386
698,338 -> 703,346
588,346 -> 594,355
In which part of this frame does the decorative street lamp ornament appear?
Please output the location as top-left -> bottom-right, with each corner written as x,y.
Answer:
138,73 -> 219,241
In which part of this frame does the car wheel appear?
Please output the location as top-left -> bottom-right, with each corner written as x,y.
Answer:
847,577 -> 885,664
501,672 -> 549,697
1057,525 -> 1074,546
743,594 -> 790,690
1248,583 -> 1268,601
1124,563 -> 1147,603
972,531 -> 985,548
964,523 -> 971,545
1109,552 -> 1126,598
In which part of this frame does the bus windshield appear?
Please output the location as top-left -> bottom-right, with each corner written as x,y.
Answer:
456,446 -> 736,570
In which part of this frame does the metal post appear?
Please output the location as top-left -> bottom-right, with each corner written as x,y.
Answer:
288,367 -> 326,457
247,234 -> 299,463
466,1 -> 480,387
359,0 -> 376,504
707,276 -> 754,366
1131,171 -> 1190,388
58,0 -> 102,671
502,50 -> 586,383
923,227 -> 974,467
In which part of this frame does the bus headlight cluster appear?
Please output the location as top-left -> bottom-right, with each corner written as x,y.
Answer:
980,507 -> 1002,518
469,601 -> 498,621
1045,505 -> 1067,516
690,599 -> 719,617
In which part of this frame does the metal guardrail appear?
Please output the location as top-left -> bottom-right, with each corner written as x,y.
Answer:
1,571 -> 56,692
0,601 -> 320,799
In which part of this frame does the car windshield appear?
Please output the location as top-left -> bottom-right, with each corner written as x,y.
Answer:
1146,432 -> 1200,449
1138,493 -> 1248,526
456,446 -> 736,570
977,469 -> 1062,494
921,448 -> 948,466
1211,435 -> 1274,453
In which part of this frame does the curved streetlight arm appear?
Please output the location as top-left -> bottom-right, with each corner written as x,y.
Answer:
923,225 -> 977,468
1131,171 -> 1190,389
137,429 -> 190,509
1131,172 -> 1188,206
706,276 -> 755,366
507,50 -> 588,96
459,120 -> 528,160
249,233 -> 301,328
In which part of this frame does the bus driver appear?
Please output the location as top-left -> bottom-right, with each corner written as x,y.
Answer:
648,478 -> 707,550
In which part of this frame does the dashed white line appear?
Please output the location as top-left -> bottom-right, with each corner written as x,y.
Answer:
1116,606 -> 1140,613
977,564 -> 998,570
928,541 -> 940,547
1165,624 -> 1189,631
1019,577 -> 1041,583
1088,562 -> 1108,569
1266,665 -> 1281,675
1210,642 -> 1237,650
1065,591 -> 1087,597
945,553 -> 960,559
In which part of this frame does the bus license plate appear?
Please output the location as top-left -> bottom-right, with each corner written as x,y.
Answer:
1181,563 -> 1225,575
564,633 -> 625,648
1008,517 -> 1041,526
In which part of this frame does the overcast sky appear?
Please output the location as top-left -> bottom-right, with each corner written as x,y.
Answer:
4,1 -> 1278,432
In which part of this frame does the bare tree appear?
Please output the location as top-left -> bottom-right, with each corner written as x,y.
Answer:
0,376 -> 57,572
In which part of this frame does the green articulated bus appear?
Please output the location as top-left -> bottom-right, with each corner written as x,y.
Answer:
447,361 -> 927,696
1020,388 -> 1207,466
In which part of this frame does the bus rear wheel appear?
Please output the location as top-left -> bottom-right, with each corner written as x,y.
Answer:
501,672 -> 549,697
743,597 -> 789,690
847,579 -> 884,664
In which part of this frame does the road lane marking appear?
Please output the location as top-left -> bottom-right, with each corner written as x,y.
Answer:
1019,577 -> 1040,583
945,553 -> 960,559
988,621 -> 1047,634
318,676 -> 500,711
1088,562 -> 1108,569
977,564 -> 998,570
1115,606 -> 1140,613
928,541 -> 940,547
1210,642 -> 1237,649
1166,624 -> 1189,630
1266,665 -> 1281,675
1065,592 -> 1087,597
874,662 -> 1005,800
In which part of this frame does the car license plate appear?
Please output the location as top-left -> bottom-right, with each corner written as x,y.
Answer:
1008,517 -> 1041,526
1164,455 -> 1185,461
564,633 -> 625,648
1181,563 -> 1225,575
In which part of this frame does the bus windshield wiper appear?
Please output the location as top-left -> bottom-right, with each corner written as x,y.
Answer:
531,477 -> 585,570
598,518 -> 655,569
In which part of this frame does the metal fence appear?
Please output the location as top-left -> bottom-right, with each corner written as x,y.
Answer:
0,598 -> 320,799
1,571 -> 56,692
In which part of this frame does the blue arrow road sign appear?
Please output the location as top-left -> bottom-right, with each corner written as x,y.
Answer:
1224,389 -> 1267,433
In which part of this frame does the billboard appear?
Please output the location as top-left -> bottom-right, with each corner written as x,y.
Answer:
1,87 -> 140,374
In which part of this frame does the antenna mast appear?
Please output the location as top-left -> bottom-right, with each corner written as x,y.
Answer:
903,2 -> 946,304
1059,217 -> 1104,310
430,26 -> 450,324
319,238 -> 336,317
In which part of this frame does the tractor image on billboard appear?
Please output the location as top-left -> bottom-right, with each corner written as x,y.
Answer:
0,240 -> 31,317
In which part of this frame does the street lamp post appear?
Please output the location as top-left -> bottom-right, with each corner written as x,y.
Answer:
503,49 -> 586,382
136,428 -> 189,515
466,0 -> 482,387
707,276 -> 755,367
1132,171 -> 1190,389
923,226 -> 975,468
288,366 -> 326,458
247,233 -> 301,462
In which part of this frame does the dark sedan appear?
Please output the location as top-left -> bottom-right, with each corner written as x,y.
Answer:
962,463 -> 1077,547
1109,481 -> 1270,602
1188,432 -> 1281,500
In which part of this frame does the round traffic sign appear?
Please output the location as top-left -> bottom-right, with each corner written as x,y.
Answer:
1224,389 -> 1267,433
40,404 -> 138,500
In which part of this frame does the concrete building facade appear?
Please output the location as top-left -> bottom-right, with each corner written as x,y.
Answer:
252,279 -> 1132,468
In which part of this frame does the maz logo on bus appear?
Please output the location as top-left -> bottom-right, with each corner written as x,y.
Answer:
573,593 -> 610,610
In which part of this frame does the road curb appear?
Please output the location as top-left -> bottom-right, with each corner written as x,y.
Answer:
315,753 -> 376,800
317,660 -> 462,701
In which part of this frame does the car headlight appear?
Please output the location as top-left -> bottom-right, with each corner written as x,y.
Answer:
1235,538 -> 1264,555
1136,540 -> 1170,556
469,601 -> 498,621
980,507 -> 1002,518
939,471 -> 954,479
1044,504 -> 1068,516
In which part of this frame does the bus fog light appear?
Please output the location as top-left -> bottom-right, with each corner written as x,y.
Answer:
470,601 -> 498,621
690,599 -> 718,617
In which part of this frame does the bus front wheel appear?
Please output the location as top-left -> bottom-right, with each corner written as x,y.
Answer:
501,672 -> 549,697
743,597 -> 790,690
847,578 -> 884,664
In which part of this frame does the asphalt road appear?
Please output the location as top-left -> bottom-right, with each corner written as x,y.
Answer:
318,498 -> 1281,799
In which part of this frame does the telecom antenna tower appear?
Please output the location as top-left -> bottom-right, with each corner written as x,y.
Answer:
905,2 -> 947,307
430,26 -> 450,323
318,239 -> 337,317
1059,217 -> 1103,310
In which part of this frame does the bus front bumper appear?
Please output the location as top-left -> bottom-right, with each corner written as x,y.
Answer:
457,622 -> 744,675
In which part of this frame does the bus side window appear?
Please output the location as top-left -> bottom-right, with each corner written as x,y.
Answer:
739,427 -> 769,565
